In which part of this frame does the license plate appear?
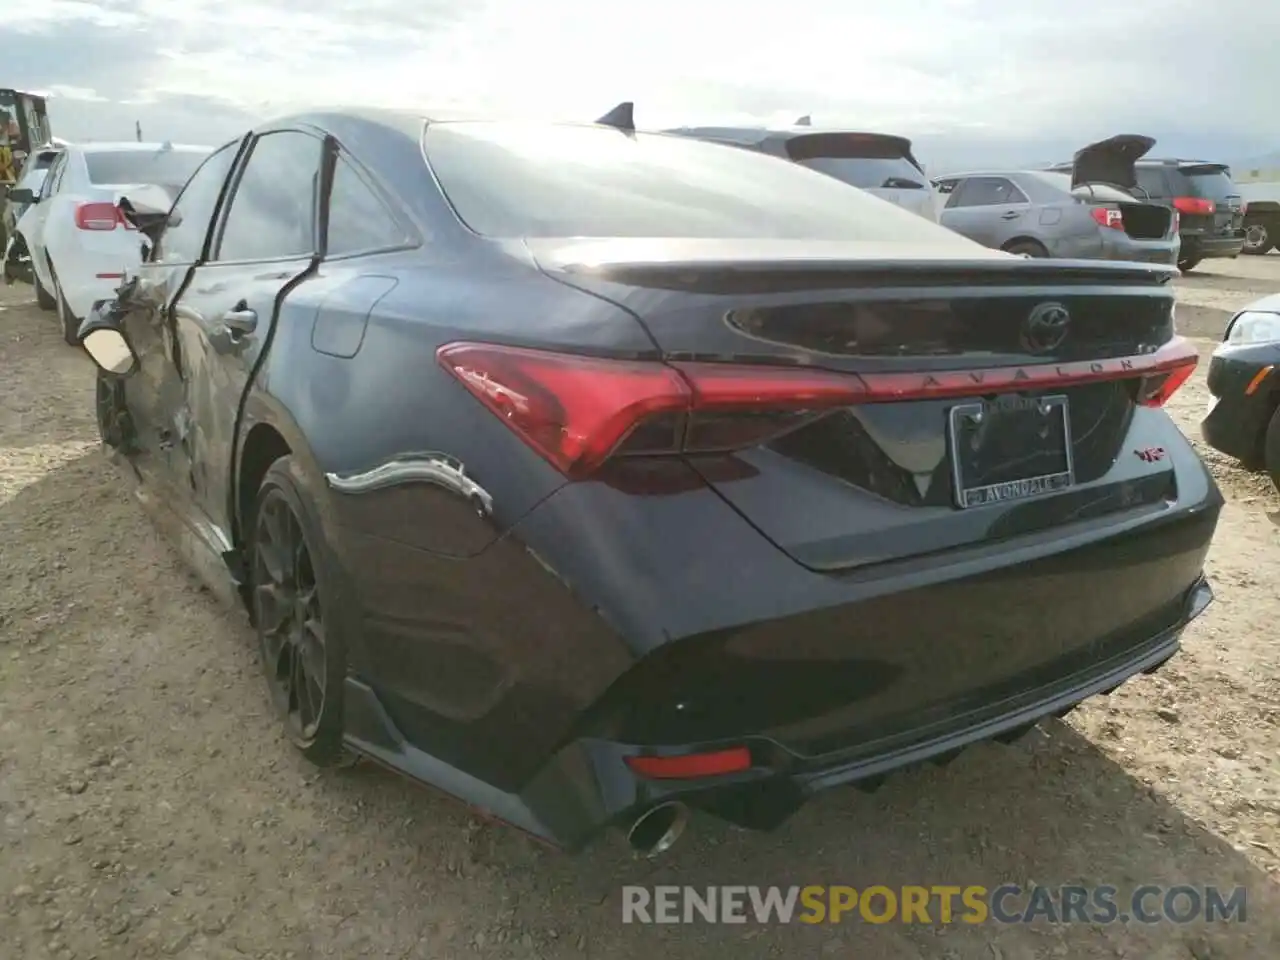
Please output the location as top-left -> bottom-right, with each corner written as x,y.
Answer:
948,394 -> 1075,509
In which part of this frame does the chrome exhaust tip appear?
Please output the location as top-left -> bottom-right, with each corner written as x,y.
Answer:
626,802 -> 689,858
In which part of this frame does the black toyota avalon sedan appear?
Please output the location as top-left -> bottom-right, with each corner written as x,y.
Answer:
77,106 -> 1220,856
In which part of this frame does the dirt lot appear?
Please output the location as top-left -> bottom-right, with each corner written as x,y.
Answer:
2,258 -> 1279,960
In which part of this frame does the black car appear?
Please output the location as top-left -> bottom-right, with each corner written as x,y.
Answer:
77,108 -> 1219,855
1201,295 -> 1280,490
1050,146 -> 1246,272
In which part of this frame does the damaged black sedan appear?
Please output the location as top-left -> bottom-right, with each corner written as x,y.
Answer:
79,107 -> 1219,856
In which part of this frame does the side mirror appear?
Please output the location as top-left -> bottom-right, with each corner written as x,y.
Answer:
78,301 -> 140,377
7,188 -> 37,205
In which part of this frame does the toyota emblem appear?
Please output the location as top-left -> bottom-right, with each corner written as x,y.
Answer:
1022,302 -> 1071,354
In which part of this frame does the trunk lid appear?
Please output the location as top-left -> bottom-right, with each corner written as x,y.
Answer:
530,238 -> 1183,571
1072,134 -> 1156,190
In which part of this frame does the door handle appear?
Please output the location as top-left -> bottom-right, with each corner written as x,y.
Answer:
1000,210 -> 1021,220
221,307 -> 258,336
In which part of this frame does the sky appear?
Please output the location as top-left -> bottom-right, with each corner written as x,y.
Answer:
5,0 -> 1280,173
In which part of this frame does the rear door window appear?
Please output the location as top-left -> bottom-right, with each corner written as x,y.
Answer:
213,130 -> 321,262
84,148 -> 209,189
423,121 -> 961,243
949,176 -> 1026,207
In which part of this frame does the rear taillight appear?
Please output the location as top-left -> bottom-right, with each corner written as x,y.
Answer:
1090,207 -> 1125,230
74,202 -> 132,231
1172,196 -> 1215,216
437,338 -> 1200,478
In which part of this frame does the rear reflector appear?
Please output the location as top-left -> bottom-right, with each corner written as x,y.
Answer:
626,747 -> 752,779
1090,207 -> 1124,230
437,338 -> 1199,478
74,201 -> 132,231
1172,196 -> 1215,216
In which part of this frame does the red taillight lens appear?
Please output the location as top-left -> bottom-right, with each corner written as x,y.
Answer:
1090,207 -> 1125,230
74,201 -> 130,231
626,747 -> 752,780
437,338 -> 1200,477
435,343 -> 864,478
1172,196 -> 1215,216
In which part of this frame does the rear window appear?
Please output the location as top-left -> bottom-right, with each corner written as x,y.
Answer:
84,148 -> 209,188
1180,166 -> 1238,200
784,134 -> 927,190
423,121 -> 958,242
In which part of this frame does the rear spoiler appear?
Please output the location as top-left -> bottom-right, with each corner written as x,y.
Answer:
784,131 -> 925,175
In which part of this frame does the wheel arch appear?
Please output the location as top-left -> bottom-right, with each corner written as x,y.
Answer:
1001,235 -> 1049,255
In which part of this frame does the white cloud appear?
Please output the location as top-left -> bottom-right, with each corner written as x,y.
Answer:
7,0 -> 1280,162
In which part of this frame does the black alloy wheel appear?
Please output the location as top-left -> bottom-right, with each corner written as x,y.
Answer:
250,458 -> 351,765
254,489 -> 327,742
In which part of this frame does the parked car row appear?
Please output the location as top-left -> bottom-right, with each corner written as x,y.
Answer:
4,140 -> 210,341
58,104 -> 1224,858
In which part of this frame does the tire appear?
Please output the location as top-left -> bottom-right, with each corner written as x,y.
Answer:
49,264 -> 79,345
1266,405 -> 1280,496
1243,218 -> 1275,256
248,455 -> 353,767
94,369 -> 135,451
1177,257 -> 1202,273
1003,239 -> 1048,258
32,262 -> 56,311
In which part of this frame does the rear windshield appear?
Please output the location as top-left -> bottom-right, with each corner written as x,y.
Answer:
784,134 -> 927,190
423,121 -> 958,242
84,148 -> 209,188
1180,166 -> 1238,199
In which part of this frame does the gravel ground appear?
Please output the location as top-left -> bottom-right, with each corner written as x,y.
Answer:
2,256 -> 1279,960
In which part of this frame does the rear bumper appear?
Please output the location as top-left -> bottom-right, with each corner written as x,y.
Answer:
337,430 -> 1222,849
1098,235 -> 1178,265
342,575 -> 1213,850
1181,233 -> 1246,260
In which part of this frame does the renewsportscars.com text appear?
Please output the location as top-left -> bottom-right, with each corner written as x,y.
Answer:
621,885 -> 1247,925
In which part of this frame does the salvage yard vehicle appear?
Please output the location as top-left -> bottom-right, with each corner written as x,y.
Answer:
1238,181 -> 1280,255
78,107 -> 1219,856
931,157 -> 1179,264
659,106 -> 943,222
10,140 -> 209,342
1049,144 -> 1245,272
1201,296 -> 1280,491
2,143 -> 61,285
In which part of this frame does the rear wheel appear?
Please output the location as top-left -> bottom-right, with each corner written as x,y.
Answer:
249,456 -> 353,767
1177,256 -> 1202,273
49,264 -> 79,345
1003,239 -> 1048,258
1243,218 -> 1275,256
32,260 -> 56,311
1266,406 -> 1280,495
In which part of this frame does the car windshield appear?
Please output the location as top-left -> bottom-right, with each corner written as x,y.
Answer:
84,148 -> 209,188
1181,166 -> 1238,200
423,121 -> 960,242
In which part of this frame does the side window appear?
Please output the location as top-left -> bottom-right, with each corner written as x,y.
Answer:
1135,167 -> 1166,200
156,142 -> 239,264
951,176 -> 1022,207
214,131 -> 322,262
326,156 -> 410,256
